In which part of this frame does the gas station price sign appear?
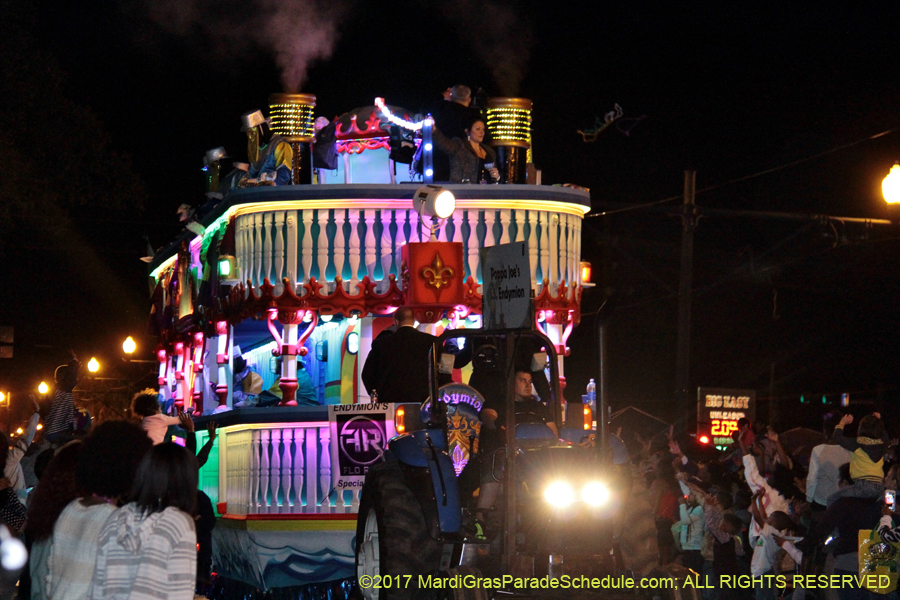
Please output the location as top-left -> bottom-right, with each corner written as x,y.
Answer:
697,387 -> 756,446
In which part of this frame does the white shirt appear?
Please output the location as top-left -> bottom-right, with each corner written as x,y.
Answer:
806,443 -> 851,506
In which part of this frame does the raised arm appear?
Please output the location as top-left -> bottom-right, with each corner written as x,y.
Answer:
832,414 -> 858,452
806,447 -> 820,503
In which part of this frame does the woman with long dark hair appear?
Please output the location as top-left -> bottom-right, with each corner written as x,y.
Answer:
24,441 -> 83,600
47,420 -> 152,600
88,443 -> 198,600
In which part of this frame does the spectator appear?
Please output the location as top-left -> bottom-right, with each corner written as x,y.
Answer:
24,441 -> 83,600
3,395 -> 40,504
829,412 -> 889,503
740,426 -> 791,592
651,458 -> 681,565
813,490 -> 883,600
806,411 -> 851,511
132,389 -> 185,445
0,480 -> 24,536
44,357 -> 80,443
88,443 -> 198,600
683,481 -> 744,600
748,494 -> 802,600
179,419 -> 217,589
47,421 -> 152,600
674,486 -> 706,573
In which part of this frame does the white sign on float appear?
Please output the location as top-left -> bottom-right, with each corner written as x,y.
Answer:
481,242 -> 533,330
328,403 -> 396,491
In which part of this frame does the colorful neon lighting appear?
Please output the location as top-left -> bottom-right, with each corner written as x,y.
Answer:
374,98 -> 425,131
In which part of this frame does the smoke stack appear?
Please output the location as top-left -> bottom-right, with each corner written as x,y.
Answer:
486,97 -> 532,184
268,93 -> 317,185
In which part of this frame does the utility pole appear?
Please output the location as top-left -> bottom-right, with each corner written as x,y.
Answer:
675,171 -> 698,424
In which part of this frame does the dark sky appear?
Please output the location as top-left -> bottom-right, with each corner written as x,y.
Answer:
2,0 -> 900,426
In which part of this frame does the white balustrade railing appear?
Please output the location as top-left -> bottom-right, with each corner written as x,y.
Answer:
234,207 -> 582,299
220,423 -> 360,516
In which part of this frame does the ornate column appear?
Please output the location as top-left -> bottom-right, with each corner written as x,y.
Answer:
214,321 -> 230,410
191,332 -> 205,415
173,342 -> 185,412
278,309 -> 304,406
156,348 -> 168,394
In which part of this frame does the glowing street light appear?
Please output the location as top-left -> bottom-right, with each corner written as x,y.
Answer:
0,392 -> 5,404
38,382 -> 49,394
883,163 -> 900,204
87,357 -> 100,373
15,428 -> 22,435
123,336 -> 137,355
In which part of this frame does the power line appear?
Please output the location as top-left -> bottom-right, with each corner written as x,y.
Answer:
586,125 -> 900,218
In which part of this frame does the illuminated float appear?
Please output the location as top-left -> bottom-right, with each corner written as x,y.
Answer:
146,92 -> 590,596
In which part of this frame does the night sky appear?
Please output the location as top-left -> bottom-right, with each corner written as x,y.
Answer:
2,1 -> 900,428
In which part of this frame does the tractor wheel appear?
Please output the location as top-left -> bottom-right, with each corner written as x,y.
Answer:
356,461 -> 443,600
445,566 -> 488,600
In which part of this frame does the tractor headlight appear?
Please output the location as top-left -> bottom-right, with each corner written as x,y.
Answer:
581,481 -> 610,507
543,481 -> 576,507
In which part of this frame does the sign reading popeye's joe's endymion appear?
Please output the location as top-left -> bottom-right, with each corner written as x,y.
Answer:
481,242 -> 533,330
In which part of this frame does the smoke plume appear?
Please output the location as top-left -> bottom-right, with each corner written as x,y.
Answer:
142,0 -> 347,92
440,0 -> 534,97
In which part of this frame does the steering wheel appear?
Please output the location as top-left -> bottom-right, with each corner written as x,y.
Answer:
514,410 -> 547,425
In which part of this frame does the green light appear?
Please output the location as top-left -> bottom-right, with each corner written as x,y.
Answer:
218,259 -> 231,277
822,395 -> 827,404
800,395 -> 805,403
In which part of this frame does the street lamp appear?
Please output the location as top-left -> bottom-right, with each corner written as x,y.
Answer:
38,382 -> 49,394
123,336 -> 136,355
883,163 -> 900,204
87,357 -> 100,373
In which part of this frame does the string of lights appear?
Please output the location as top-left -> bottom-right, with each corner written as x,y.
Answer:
374,98 -> 425,131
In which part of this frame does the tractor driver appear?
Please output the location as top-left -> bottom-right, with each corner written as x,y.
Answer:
473,369 -> 558,537
480,371 -> 558,438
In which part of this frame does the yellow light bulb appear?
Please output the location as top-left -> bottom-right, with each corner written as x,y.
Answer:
88,358 -> 100,373
884,163 -> 900,204
123,336 -> 137,354
38,382 -> 49,394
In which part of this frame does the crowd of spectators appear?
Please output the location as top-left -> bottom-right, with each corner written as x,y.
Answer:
0,382 -> 214,600
640,411 -> 900,600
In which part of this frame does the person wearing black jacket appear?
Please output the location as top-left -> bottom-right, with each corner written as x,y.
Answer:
361,307 -> 441,405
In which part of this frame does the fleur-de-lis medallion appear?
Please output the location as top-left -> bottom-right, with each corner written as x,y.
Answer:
420,253 -> 454,291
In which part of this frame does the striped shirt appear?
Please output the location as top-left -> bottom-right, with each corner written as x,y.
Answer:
44,390 -> 76,439
89,504 -> 196,600
48,498 -> 118,600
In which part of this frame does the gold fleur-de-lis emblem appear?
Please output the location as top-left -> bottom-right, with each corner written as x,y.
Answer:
420,253 -> 454,290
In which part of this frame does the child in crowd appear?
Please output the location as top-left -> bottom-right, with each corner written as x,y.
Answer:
749,491 -> 803,600
829,412 -> 890,503
132,389 -> 187,445
674,488 -> 706,573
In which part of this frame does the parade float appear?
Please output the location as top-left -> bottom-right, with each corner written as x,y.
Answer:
145,92 -> 591,596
